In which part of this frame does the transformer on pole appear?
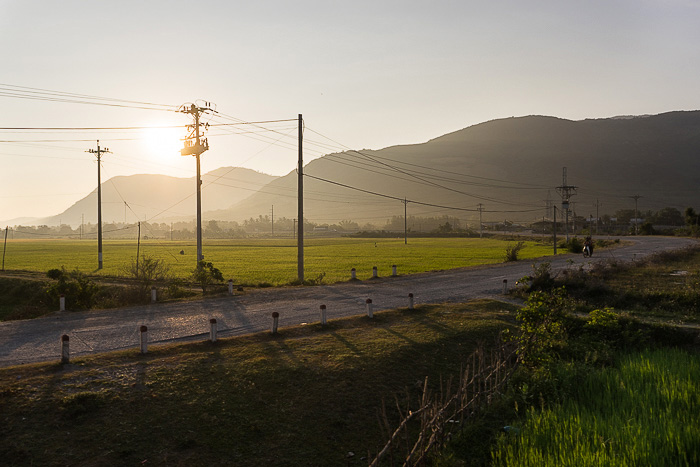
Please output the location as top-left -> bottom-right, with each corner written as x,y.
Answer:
180,103 -> 212,266
87,140 -> 110,270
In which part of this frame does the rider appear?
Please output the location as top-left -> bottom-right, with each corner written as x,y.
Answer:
583,236 -> 594,256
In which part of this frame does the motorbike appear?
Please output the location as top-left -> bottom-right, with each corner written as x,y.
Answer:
583,244 -> 592,257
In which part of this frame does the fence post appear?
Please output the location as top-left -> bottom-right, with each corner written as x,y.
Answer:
59,294 -> 65,312
392,265 -> 397,276
408,293 -> 414,310
140,325 -> 148,354
320,304 -> 327,325
210,318 -> 218,342
271,312 -> 279,335
372,266 -> 378,278
61,334 -> 70,364
228,279 -> 234,295
351,268 -> 356,280
502,279 -> 508,294
366,298 -> 373,318
151,286 -> 157,303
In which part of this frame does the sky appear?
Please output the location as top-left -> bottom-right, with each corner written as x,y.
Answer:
1,0 -> 700,223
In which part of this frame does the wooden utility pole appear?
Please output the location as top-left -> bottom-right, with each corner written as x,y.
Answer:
180,103 -> 212,265
87,140 -> 110,269
297,114 -> 304,281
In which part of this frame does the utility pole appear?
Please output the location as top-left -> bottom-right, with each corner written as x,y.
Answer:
477,203 -> 484,238
595,199 -> 602,235
630,195 -> 642,235
403,198 -> 408,245
2,226 -> 8,271
87,140 -> 110,269
180,102 -> 212,266
297,114 -> 304,282
271,205 -> 274,236
81,214 -> 84,240
553,206 -> 557,255
293,218 -> 296,240
556,167 -> 577,242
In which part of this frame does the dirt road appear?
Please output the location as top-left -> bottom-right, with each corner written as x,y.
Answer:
1,236 -> 696,367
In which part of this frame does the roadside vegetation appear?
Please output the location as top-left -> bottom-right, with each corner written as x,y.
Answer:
0,237 -> 553,321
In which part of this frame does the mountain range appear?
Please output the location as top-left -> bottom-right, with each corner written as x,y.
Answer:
7,110 -> 700,228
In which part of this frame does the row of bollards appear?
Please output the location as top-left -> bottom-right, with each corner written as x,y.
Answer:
351,266 -> 399,280
59,277 -> 514,361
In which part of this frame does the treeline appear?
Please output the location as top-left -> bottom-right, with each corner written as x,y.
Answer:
5,208 -> 698,240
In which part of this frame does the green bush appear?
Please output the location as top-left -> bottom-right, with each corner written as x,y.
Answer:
191,261 -> 224,293
505,241 -> 525,262
45,267 -> 99,310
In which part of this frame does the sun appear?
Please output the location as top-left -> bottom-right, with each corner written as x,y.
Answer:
141,125 -> 185,162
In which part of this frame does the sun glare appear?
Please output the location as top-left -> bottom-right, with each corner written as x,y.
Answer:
141,125 -> 185,162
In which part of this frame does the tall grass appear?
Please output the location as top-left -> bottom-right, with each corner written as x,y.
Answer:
492,348 -> 700,466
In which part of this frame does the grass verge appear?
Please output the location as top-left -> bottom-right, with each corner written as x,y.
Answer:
0,300 -> 518,466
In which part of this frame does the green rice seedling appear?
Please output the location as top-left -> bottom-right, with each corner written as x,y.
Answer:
491,348 -> 700,466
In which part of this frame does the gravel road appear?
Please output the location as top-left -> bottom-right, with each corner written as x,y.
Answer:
1,236 -> 696,367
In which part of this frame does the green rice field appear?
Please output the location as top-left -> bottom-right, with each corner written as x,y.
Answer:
491,348 -> 700,466
0,237 -> 553,285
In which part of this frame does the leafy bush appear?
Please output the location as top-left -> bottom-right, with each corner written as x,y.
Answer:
560,237 -> 583,253
504,241 -> 525,262
504,287 -> 572,369
191,261 -> 224,293
45,267 -> 99,310
127,254 -> 171,294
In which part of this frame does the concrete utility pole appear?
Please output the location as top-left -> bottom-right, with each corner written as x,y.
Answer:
403,198 -> 408,245
595,199 -> 602,235
630,195 -> 642,235
87,140 -> 110,269
180,103 -> 212,265
271,205 -> 274,236
477,203 -> 484,238
297,114 -> 304,282
556,167 -> 577,242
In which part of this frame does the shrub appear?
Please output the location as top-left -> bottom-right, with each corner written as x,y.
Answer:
127,254 -> 171,294
191,261 -> 224,293
45,267 -> 99,310
504,241 -> 526,262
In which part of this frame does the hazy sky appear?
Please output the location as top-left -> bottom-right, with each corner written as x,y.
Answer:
2,0 -> 700,222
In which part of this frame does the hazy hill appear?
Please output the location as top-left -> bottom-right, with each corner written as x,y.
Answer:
221,111 -> 700,226
36,167 -> 276,227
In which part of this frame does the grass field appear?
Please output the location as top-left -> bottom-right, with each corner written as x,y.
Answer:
1,237 -> 553,285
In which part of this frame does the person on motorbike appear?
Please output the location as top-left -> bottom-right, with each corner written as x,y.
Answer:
583,236 -> 593,257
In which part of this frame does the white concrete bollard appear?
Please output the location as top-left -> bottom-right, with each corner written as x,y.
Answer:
392,265 -> 397,277
366,298 -> 374,318
210,318 -> 218,342
59,294 -> 66,312
320,304 -> 327,326
228,279 -> 234,295
140,325 -> 148,354
408,293 -> 414,310
372,266 -> 378,278
502,279 -> 508,294
351,268 -> 356,280
271,312 -> 279,335
151,286 -> 157,303
61,334 -> 70,364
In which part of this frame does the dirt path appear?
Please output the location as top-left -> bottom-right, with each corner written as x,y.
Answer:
1,236 -> 696,367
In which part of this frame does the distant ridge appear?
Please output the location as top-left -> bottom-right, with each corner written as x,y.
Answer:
9,111 -> 700,228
